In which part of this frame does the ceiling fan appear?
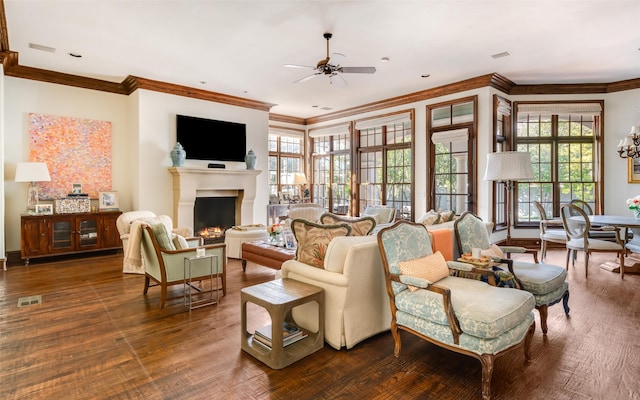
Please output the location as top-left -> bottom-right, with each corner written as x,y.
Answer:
285,32 -> 376,86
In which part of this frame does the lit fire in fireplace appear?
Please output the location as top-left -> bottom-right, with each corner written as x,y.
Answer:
198,226 -> 224,239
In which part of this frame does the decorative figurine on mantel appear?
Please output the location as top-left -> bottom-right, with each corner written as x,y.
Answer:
245,149 -> 257,170
171,142 -> 186,167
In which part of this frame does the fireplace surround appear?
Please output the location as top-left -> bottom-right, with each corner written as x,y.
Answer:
168,167 -> 261,234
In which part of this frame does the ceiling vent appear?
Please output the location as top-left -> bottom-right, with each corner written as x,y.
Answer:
29,43 -> 56,53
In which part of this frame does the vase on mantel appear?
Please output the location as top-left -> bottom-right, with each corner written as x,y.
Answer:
245,149 -> 256,170
634,209 -> 640,220
171,142 -> 186,167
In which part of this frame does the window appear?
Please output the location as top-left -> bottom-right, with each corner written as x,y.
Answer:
309,124 -> 351,214
427,96 -> 477,215
356,111 -> 413,220
268,127 -> 305,198
514,101 -> 603,225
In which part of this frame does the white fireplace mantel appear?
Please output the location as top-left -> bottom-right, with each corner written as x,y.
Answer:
168,167 -> 261,231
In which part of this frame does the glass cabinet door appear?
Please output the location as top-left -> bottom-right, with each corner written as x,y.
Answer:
52,220 -> 73,251
77,218 -> 99,248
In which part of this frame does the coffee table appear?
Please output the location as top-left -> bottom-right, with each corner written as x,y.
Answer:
240,278 -> 324,369
241,241 -> 296,271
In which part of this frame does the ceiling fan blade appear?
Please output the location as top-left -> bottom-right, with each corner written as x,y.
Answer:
293,73 -> 320,84
285,64 -> 315,69
339,66 -> 377,74
330,74 -> 348,87
329,52 -> 346,66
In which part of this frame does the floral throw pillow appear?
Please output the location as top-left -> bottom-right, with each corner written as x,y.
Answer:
319,213 -> 377,236
290,219 -> 351,268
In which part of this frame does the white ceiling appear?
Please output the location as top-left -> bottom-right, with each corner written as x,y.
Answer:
5,1 -> 640,119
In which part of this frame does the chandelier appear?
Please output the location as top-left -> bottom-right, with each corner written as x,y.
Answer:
617,126 -> 640,159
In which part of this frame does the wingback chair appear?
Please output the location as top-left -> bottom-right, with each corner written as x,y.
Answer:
140,224 -> 226,309
377,221 -> 536,400
454,211 -> 570,334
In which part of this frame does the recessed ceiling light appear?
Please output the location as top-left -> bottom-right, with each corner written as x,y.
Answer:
381,57 -> 390,62
491,51 -> 511,59
421,74 -> 430,78
29,43 -> 55,53
68,52 -> 82,58
312,105 -> 319,108
200,81 -> 207,85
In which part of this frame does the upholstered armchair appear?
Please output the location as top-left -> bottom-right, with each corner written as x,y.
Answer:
140,224 -> 226,309
377,221 -> 536,400
454,211 -> 570,334
116,210 -> 197,274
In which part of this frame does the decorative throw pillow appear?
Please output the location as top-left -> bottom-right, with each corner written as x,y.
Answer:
172,234 -> 189,250
481,244 -> 505,259
150,222 -> 176,250
290,219 -> 351,268
420,209 -> 441,226
438,209 -> 456,222
363,206 -> 394,224
320,213 -> 377,236
398,251 -> 450,292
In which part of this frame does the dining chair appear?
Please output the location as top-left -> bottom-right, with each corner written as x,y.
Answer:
569,199 -> 619,242
560,204 -> 625,278
532,201 -> 567,261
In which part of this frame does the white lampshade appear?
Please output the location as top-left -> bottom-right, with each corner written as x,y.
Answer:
293,172 -> 307,185
15,162 -> 51,182
483,152 -> 534,182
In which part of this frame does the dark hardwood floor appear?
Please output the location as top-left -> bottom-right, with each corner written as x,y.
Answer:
1,249 -> 639,400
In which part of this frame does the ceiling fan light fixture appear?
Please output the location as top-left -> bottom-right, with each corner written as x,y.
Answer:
286,32 -> 376,85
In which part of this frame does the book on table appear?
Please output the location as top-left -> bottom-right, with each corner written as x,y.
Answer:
253,321 -> 308,349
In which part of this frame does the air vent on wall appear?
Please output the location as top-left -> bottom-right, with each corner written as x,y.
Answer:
29,43 -> 56,53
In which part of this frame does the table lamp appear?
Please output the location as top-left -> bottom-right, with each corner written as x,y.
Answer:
15,162 -> 51,211
483,152 -> 534,244
293,173 -> 309,200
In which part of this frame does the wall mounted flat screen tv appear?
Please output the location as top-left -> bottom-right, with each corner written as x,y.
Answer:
176,114 -> 246,162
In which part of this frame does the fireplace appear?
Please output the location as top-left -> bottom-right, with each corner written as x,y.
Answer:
194,197 -> 236,244
168,167 -> 261,240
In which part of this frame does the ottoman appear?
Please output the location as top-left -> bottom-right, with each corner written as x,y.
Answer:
225,228 -> 269,259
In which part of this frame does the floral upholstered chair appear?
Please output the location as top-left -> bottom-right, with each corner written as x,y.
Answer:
377,220 -> 536,400
454,211 -> 570,334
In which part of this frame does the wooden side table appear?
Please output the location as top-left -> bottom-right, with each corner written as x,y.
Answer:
240,279 -> 324,369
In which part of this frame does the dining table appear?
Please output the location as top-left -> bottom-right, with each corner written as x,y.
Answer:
570,214 -> 640,275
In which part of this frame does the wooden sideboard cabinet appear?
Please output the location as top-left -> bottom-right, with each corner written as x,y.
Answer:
20,211 -> 123,265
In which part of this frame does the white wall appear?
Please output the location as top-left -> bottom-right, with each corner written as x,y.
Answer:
3,77 -> 129,252
133,89 -> 270,224
2,78 -> 270,253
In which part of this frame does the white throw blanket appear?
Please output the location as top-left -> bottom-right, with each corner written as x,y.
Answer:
122,220 -> 147,274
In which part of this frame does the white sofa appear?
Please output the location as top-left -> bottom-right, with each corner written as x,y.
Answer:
279,235 -> 392,350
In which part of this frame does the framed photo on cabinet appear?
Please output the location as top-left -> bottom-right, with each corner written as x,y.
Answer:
98,191 -> 119,211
